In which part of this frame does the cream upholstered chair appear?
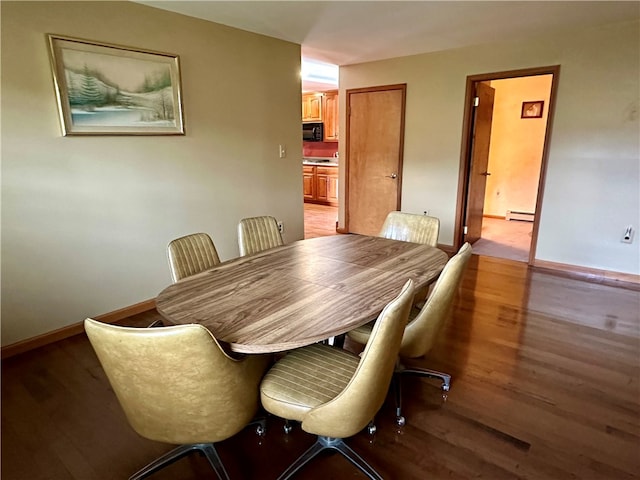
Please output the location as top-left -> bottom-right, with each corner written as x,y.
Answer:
348,242 -> 472,426
260,280 -> 415,480
167,232 -> 221,283
84,319 -> 270,480
379,211 -> 440,247
378,211 -> 440,306
238,216 -> 284,256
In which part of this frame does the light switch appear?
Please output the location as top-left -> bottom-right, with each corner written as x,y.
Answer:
279,144 -> 286,158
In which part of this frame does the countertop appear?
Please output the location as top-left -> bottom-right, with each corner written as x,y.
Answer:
303,156 -> 338,166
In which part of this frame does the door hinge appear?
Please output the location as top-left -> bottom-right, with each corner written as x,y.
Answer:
473,97 -> 479,107
463,226 -> 468,235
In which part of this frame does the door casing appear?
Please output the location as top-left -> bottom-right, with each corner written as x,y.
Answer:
454,65 -> 560,264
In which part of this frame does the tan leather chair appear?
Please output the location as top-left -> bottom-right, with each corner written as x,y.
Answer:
238,216 -> 284,256
167,232 -> 221,283
348,242 -> 472,426
260,280 -> 415,480
379,211 -> 440,247
84,318 -> 270,480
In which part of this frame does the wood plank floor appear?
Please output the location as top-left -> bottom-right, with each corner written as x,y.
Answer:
304,202 -> 338,239
2,255 -> 639,480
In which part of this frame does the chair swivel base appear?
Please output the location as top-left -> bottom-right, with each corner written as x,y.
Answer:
129,443 -> 229,480
277,436 -> 384,480
394,366 -> 451,426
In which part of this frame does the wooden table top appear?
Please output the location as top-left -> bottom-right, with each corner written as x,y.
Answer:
155,234 -> 448,354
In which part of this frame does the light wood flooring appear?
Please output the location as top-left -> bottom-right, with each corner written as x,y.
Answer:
304,202 -> 338,239
2,256 -> 639,480
472,217 -> 533,263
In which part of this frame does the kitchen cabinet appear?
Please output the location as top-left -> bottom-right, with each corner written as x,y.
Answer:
303,165 -> 316,200
302,91 -> 339,142
303,164 -> 338,206
302,94 -> 323,122
322,90 -> 339,142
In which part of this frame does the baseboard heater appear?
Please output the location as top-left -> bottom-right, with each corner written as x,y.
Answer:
506,210 -> 535,222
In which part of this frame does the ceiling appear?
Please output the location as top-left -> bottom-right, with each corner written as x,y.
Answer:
138,1 -> 639,90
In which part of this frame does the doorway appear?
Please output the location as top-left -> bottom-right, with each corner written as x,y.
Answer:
345,84 -> 406,235
455,66 -> 560,264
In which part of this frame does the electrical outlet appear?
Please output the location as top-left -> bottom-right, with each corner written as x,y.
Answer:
622,225 -> 634,243
277,221 -> 284,233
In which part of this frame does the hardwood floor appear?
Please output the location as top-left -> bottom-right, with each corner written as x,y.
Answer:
2,256 -> 639,480
471,217 -> 533,262
304,202 -> 338,238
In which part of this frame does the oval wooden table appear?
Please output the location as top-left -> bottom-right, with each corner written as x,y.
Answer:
155,234 -> 448,354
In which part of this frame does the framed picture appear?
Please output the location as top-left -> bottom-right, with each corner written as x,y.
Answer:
521,100 -> 544,119
47,34 -> 185,136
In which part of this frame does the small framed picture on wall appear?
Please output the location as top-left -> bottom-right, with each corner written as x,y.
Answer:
521,101 -> 544,119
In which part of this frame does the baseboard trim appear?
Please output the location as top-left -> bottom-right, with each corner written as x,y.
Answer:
1,299 -> 156,359
533,260 -> 640,288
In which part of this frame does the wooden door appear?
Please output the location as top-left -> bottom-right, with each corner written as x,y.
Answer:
323,91 -> 339,141
464,82 -> 495,244
303,166 -> 315,200
346,85 -> 406,235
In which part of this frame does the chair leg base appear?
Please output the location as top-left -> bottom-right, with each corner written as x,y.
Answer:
129,443 -> 229,480
394,366 -> 452,425
277,436 -> 383,480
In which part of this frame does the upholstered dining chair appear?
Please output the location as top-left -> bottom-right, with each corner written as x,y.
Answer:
237,215 -> 284,256
379,211 -> 440,247
167,232 -> 221,283
260,279 -> 415,480
348,242 -> 472,426
84,319 -> 270,480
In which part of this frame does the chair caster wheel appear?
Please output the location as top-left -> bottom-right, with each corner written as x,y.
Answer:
396,416 -> 406,427
255,425 -> 266,436
367,424 -> 377,435
283,423 -> 293,434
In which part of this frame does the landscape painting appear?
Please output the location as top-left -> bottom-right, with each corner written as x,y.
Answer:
48,35 -> 185,135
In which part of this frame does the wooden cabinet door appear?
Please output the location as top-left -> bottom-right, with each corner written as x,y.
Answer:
316,172 -> 329,202
303,166 -> 316,200
323,91 -> 339,142
327,172 -> 338,204
302,94 -> 323,122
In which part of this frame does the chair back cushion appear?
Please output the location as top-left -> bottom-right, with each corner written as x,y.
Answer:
167,233 -> 221,283
401,242 -> 472,358
238,216 -> 284,256
379,211 -> 440,247
84,319 -> 268,444
302,279 -> 414,438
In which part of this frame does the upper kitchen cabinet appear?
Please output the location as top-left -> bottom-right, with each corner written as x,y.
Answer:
323,90 -> 338,142
302,91 -> 339,142
302,93 -> 323,122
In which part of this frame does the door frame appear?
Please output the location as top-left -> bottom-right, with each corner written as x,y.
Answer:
344,84 -> 407,233
454,65 -> 561,264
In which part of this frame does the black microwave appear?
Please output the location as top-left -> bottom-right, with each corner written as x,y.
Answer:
303,122 -> 324,142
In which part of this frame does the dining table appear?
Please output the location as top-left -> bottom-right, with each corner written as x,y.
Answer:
155,234 -> 448,354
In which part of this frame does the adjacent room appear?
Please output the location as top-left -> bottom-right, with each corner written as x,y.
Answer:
2,2 -> 639,479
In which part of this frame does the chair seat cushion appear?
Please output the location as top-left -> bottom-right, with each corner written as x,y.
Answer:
346,321 -> 375,345
260,344 -> 360,421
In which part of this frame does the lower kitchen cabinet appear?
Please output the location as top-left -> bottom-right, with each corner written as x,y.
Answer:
303,165 -> 338,206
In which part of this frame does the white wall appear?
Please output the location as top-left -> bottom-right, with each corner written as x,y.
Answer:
339,19 -> 639,275
1,1 -> 304,346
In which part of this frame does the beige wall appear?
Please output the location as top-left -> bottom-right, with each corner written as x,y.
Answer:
484,76 -> 552,217
339,19 -> 639,275
1,1 -> 304,346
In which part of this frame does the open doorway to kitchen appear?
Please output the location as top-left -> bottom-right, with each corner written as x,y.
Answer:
301,58 -> 340,239
456,66 -> 559,264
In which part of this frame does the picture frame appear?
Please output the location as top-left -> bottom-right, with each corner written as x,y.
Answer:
47,34 -> 185,136
521,100 -> 544,119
